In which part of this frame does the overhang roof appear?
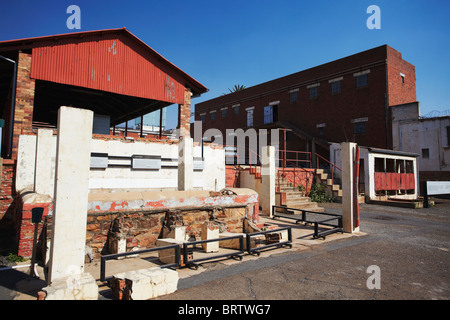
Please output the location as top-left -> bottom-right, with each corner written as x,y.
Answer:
0,27 -> 208,98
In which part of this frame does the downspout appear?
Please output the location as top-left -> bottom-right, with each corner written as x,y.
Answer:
0,54 -> 17,159
384,60 -> 389,149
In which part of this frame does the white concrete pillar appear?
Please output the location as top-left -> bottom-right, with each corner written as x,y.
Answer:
261,145 -> 275,217
34,129 -> 55,196
47,107 -> 94,284
178,136 -> 193,191
341,142 -> 360,233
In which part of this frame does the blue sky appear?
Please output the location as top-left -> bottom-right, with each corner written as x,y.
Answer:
1,0 -> 449,129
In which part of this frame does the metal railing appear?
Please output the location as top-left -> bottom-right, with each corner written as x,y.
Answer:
100,244 -> 181,282
182,234 -> 245,269
246,227 -> 292,256
315,152 -> 342,184
272,205 -> 343,239
277,149 -> 314,192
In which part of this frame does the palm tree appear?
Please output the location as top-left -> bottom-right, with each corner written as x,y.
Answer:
228,84 -> 246,93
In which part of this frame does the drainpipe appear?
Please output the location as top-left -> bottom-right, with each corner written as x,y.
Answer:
0,54 -> 17,159
384,61 -> 389,149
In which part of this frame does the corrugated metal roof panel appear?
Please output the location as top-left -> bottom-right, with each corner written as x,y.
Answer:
30,32 -> 186,104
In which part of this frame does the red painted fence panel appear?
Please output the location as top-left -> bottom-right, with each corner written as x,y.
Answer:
374,172 -> 415,191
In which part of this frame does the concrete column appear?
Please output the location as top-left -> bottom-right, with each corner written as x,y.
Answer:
261,145 -> 275,217
341,142 -> 359,233
47,106 -> 94,284
34,129 -> 55,196
178,136 -> 193,191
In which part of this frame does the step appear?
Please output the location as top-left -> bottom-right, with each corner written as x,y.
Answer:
285,193 -> 310,201
280,203 -> 325,213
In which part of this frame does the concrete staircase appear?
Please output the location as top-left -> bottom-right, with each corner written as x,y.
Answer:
276,176 -> 324,212
314,169 -> 342,202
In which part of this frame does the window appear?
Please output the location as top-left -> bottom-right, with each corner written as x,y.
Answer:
289,89 -> 298,103
422,148 -> 430,159
233,106 -> 239,115
264,104 -> 278,124
356,74 -> 368,88
354,70 -> 370,88
246,107 -> 254,127
309,86 -> 318,98
200,113 -> 206,122
221,108 -> 227,118
210,111 -> 216,121
331,80 -> 341,94
447,126 -> 450,146
400,73 -> 405,84
316,123 -> 325,135
354,121 -> 366,134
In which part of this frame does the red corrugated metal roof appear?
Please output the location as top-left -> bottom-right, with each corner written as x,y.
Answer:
0,28 -> 207,102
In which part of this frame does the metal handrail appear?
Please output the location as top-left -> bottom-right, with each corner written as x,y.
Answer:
182,234 -> 245,269
100,244 -> 181,282
246,226 -> 292,255
277,149 -> 313,192
315,152 -> 342,184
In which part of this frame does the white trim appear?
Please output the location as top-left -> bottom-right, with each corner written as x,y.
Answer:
269,101 -> 280,106
328,76 -> 343,83
306,83 -> 320,89
199,112 -> 206,116
221,107 -> 228,110
316,123 -> 326,128
245,107 -> 255,111
353,69 -> 371,77
351,117 -> 368,123
400,73 -> 405,77
209,110 -> 216,113
289,88 -> 299,93
232,104 -> 240,108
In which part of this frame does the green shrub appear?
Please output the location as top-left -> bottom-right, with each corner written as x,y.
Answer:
309,182 -> 334,203
6,253 -> 27,263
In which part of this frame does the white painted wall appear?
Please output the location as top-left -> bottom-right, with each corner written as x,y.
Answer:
391,102 -> 450,173
16,134 -> 225,197
394,117 -> 450,172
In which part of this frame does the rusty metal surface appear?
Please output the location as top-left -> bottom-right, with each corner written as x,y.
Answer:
30,32 -> 185,104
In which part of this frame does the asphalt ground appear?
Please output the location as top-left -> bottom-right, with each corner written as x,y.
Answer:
0,197 -> 448,305
153,199 -> 450,300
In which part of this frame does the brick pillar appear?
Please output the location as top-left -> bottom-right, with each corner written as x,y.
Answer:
12,52 -> 35,160
178,88 -> 191,137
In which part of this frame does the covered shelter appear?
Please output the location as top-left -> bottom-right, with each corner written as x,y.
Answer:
0,28 -> 208,159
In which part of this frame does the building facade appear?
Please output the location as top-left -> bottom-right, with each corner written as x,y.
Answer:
391,102 -> 450,183
195,45 -> 417,163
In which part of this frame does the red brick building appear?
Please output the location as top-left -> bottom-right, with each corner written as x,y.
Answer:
195,45 -> 416,163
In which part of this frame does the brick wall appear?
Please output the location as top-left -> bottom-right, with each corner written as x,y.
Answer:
178,87 -> 191,137
0,159 -> 15,223
13,195 -> 52,258
12,53 -> 35,160
41,206 -> 250,260
195,45 -> 417,151
225,166 -> 240,188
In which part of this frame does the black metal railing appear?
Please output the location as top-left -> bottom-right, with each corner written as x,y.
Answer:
272,205 -> 343,239
246,227 -> 292,256
100,244 -> 181,282
182,234 -> 245,269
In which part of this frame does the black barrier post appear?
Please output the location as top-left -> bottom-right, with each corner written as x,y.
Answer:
30,207 -> 44,278
423,181 -> 429,208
